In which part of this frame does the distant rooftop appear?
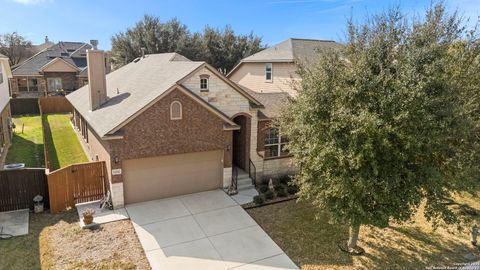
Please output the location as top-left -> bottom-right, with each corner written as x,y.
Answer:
12,41 -> 92,76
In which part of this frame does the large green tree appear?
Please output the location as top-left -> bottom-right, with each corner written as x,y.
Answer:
110,15 -> 264,73
280,3 -> 480,252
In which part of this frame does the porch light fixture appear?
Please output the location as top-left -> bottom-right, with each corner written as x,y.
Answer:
114,156 -> 120,164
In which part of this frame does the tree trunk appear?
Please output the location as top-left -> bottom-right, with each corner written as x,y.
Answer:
347,224 -> 361,250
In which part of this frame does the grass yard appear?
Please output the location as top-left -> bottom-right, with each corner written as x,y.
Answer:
43,114 -> 88,170
5,115 -> 44,167
0,210 -> 150,270
247,191 -> 480,270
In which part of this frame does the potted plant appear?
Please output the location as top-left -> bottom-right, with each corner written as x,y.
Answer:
82,208 -> 95,225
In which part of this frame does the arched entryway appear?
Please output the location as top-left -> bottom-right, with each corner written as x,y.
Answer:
232,114 -> 251,171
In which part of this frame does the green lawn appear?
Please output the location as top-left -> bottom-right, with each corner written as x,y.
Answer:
5,115 -> 44,168
43,114 -> 88,170
247,192 -> 480,270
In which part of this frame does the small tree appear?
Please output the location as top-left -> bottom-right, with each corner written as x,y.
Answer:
0,32 -> 33,66
280,3 -> 480,253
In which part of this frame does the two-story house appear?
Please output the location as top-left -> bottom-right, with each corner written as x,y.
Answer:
228,38 -> 342,179
0,53 -> 13,163
10,41 -> 109,98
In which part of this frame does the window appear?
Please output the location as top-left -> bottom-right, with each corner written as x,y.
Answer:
265,63 -> 272,81
19,78 -> 38,92
199,74 -> 210,91
264,128 -> 289,158
200,78 -> 209,91
47,78 -> 62,92
0,67 -> 3,85
170,101 -> 182,120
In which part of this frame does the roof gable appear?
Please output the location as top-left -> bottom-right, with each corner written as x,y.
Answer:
12,41 -> 90,76
41,58 -> 79,72
228,38 -> 343,77
67,53 -> 205,137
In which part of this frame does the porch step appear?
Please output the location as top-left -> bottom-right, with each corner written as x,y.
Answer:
237,178 -> 255,191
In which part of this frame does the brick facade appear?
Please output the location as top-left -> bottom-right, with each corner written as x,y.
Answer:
74,88 -> 234,185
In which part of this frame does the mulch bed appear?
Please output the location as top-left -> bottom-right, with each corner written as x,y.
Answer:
242,194 -> 298,209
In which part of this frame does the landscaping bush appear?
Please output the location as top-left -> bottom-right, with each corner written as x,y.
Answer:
277,188 -> 288,197
259,185 -> 269,194
274,184 -> 285,192
278,175 -> 290,185
287,185 -> 299,195
264,190 -> 275,200
253,195 -> 264,205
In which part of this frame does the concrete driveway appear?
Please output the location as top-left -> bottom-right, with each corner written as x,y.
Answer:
125,190 -> 298,270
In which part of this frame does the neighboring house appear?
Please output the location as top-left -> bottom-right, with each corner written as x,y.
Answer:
228,38 -> 342,177
0,53 -> 13,163
67,50 -> 265,207
9,41 -> 109,99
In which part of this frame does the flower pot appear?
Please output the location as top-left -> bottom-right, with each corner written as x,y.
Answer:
83,215 -> 94,225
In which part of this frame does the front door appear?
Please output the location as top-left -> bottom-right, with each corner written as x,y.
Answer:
232,115 -> 250,171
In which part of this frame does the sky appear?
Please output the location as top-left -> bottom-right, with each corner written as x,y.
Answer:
0,0 -> 479,50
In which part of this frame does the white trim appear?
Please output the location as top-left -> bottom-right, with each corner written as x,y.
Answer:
170,100 -> 182,120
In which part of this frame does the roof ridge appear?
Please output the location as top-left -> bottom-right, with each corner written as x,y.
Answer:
11,47 -> 48,71
290,38 -> 336,42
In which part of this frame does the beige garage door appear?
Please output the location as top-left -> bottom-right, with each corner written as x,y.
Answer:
123,150 -> 223,204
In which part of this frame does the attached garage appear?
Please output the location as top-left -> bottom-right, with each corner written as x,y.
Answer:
122,150 -> 224,204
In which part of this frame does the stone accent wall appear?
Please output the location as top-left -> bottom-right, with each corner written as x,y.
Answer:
182,67 -> 251,117
262,157 -> 296,180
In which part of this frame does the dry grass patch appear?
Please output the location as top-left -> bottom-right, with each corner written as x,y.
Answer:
247,197 -> 480,270
0,210 -> 149,270
40,211 -> 150,270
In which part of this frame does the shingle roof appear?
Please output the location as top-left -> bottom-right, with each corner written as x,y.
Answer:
0,53 -> 7,59
240,85 -> 290,119
240,38 -> 342,68
12,41 -> 91,76
67,53 -> 205,137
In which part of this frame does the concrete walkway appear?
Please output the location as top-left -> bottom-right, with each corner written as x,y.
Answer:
0,209 -> 29,236
125,190 -> 298,270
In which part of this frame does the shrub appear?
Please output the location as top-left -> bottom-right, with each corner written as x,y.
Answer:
264,190 -> 275,200
259,185 -> 269,193
278,175 -> 290,185
253,195 -> 264,205
274,184 -> 285,192
261,177 -> 270,185
277,188 -> 288,197
287,185 -> 299,195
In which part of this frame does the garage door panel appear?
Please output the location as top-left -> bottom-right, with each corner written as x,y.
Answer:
123,150 -> 223,204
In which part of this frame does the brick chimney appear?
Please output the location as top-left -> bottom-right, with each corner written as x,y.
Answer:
87,48 -> 107,111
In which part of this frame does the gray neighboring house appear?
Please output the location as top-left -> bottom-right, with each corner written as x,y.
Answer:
9,41 -> 109,99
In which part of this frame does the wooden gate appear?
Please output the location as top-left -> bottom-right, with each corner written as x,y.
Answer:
0,168 -> 48,212
48,161 -> 107,214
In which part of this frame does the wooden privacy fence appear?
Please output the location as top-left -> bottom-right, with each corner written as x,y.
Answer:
0,168 -> 49,212
48,161 -> 107,214
39,96 -> 73,114
10,98 -> 40,115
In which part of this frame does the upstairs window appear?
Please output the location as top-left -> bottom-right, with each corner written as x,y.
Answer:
264,128 -> 289,158
200,74 -> 210,91
265,63 -> 272,81
170,101 -> 182,120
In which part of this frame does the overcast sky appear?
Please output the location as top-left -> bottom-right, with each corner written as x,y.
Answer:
1,0 -> 478,50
